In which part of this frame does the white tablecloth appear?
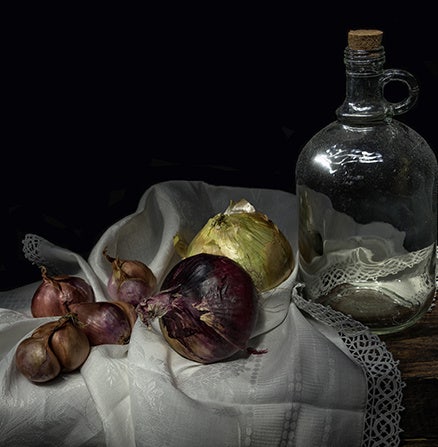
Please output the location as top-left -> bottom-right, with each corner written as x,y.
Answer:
0,180 -> 404,446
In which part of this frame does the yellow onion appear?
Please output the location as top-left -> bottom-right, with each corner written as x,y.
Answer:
173,199 -> 294,292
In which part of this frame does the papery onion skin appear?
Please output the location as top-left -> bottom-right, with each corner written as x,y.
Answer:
104,249 -> 157,306
50,319 -> 90,372
136,253 -> 261,364
31,320 -> 60,339
174,199 -> 295,292
69,302 -> 132,346
31,267 -> 96,318
112,300 -> 138,330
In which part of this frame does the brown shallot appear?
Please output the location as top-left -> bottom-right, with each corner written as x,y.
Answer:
15,314 -> 90,383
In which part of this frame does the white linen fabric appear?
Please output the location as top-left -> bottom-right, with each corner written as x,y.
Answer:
0,180 -> 406,446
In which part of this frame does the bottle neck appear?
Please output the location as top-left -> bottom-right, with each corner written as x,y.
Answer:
336,46 -> 391,125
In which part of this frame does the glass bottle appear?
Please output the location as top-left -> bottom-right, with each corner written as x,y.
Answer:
295,29 -> 437,334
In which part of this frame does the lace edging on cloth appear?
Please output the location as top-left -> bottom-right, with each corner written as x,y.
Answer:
292,285 -> 404,447
22,234 -> 57,273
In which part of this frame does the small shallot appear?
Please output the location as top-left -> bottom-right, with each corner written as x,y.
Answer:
69,301 -> 134,346
15,314 -> 90,383
103,248 -> 157,306
31,266 -> 95,317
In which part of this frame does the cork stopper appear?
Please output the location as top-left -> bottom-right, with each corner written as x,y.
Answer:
348,29 -> 383,50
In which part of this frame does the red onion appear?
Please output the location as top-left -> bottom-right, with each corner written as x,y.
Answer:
31,266 -> 95,317
136,253 -> 264,364
69,302 -> 133,346
103,248 -> 157,306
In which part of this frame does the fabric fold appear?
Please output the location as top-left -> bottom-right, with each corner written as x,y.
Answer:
0,180 -> 404,446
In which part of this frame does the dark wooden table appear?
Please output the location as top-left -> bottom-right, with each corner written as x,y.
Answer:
380,301 -> 438,446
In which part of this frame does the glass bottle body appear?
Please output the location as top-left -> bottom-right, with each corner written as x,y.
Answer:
296,38 -> 437,334
296,120 -> 436,333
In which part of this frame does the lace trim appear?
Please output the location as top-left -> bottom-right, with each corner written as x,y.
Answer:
302,243 -> 435,300
292,285 -> 404,447
22,234 -> 59,274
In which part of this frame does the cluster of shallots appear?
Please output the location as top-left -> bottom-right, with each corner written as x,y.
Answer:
16,251 -> 157,383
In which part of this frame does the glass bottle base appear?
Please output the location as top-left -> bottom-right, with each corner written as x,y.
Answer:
315,284 -> 435,335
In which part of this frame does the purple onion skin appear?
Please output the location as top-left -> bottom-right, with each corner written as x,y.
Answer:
109,277 -> 155,307
69,302 -> 132,346
136,253 -> 260,364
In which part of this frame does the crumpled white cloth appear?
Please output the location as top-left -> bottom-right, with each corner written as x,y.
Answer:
0,180 -> 404,447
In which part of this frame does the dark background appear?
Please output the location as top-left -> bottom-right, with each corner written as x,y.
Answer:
1,5 -> 437,290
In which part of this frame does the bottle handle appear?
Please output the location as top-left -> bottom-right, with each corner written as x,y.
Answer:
380,69 -> 419,116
